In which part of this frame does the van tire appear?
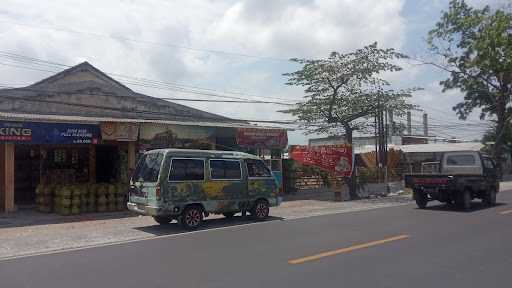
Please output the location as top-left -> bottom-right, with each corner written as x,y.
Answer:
180,205 -> 203,230
222,212 -> 236,219
251,199 -> 270,221
153,216 -> 173,225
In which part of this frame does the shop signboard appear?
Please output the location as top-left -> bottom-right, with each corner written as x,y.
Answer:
139,123 -> 215,150
289,144 -> 353,176
0,121 -> 100,144
236,128 -> 288,149
100,122 -> 139,141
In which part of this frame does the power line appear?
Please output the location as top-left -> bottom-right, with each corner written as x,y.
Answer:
0,19 -> 291,62
0,84 -> 293,106
0,51 -> 299,104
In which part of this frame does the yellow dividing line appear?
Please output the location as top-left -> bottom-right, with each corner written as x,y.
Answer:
499,209 -> 512,215
289,234 -> 410,265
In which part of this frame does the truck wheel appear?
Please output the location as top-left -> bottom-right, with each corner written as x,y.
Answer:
414,191 -> 428,209
222,212 -> 236,219
483,188 -> 497,207
153,216 -> 173,225
460,189 -> 472,211
180,205 -> 203,230
251,199 -> 270,221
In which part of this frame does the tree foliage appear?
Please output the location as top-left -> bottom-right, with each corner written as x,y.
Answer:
282,42 -> 417,143
428,0 -> 512,165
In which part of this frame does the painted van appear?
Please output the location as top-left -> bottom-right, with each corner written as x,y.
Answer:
127,149 -> 281,229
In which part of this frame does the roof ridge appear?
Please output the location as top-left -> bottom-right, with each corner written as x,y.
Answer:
29,61 -> 133,92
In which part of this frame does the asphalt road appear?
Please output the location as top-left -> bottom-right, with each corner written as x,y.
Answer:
1,190 -> 511,288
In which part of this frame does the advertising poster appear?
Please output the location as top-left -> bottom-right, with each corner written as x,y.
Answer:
290,144 -> 353,176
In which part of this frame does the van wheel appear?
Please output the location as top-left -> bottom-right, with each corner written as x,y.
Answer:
251,199 -> 270,221
180,206 -> 203,230
414,191 -> 428,209
483,188 -> 497,207
153,216 -> 173,225
222,212 -> 236,219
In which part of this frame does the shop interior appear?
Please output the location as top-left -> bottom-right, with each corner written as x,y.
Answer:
13,144 -> 128,209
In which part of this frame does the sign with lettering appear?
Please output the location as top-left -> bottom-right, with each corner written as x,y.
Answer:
236,128 -> 288,149
0,121 -> 100,144
101,122 -> 139,141
289,145 -> 353,176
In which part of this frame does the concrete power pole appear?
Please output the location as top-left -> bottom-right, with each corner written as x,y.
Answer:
407,111 -> 412,135
388,110 -> 394,138
423,113 -> 428,137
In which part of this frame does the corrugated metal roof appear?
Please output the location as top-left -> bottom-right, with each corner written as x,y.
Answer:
399,142 -> 484,153
355,142 -> 484,154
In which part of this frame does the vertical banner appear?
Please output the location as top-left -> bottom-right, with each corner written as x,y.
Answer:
289,145 -> 353,176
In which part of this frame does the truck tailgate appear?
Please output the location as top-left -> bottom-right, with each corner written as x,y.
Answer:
404,174 -> 451,188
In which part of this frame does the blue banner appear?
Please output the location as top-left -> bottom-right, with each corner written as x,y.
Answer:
0,121 -> 100,144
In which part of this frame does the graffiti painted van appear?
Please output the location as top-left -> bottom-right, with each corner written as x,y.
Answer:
127,149 -> 282,229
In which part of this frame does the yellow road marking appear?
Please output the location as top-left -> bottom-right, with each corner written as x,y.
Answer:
289,234 -> 410,265
499,209 -> 512,215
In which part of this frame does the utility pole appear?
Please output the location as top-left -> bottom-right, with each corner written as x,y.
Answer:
384,108 -> 389,188
376,96 -> 387,183
407,111 -> 412,135
423,113 -> 428,137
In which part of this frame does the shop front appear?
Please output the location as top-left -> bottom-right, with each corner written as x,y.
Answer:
0,120 -> 140,214
0,119 -> 288,214
0,121 -> 99,211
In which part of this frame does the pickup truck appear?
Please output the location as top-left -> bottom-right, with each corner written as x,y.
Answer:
404,151 -> 499,210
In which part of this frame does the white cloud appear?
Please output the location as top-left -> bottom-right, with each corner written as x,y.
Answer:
0,0 -> 407,144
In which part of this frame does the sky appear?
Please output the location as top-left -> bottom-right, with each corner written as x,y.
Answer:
0,0 -> 508,144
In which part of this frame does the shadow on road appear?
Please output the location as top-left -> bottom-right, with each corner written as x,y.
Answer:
0,209 -> 138,229
418,202 -> 507,213
134,215 -> 284,236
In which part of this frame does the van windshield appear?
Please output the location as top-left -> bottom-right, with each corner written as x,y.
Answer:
132,152 -> 164,182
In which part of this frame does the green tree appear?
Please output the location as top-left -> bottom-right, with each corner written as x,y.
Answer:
282,43 -> 417,199
482,121 -> 512,165
428,0 -> 512,168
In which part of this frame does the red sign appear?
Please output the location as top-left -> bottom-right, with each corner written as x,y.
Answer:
236,128 -> 288,149
290,145 -> 353,176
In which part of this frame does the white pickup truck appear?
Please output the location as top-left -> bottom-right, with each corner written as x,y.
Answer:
404,151 -> 499,210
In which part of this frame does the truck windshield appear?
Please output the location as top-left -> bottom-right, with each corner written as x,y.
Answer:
132,152 -> 164,182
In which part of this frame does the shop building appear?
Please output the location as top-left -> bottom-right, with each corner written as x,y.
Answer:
0,62 -> 287,213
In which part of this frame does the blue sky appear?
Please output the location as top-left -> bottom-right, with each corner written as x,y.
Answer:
0,0 -> 507,143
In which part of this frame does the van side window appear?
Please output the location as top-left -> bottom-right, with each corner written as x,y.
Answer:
169,159 -> 205,181
210,160 -> 241,180
246,159 -> 272,177
446,154 -> 476,166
